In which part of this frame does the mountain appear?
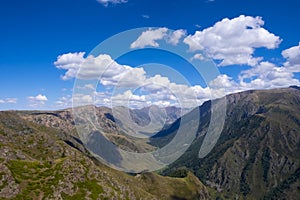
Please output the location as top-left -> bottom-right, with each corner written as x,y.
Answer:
111,105 -> 182,137
0,109 -> 209,199
159,87 -> 300,199
22,105 -> 182,154
130,105 -> 182,126
1,87 -> 299,199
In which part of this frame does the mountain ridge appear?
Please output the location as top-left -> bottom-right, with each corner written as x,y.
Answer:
0,109 -> 209,199
161,86 -> 300,199
0,87 -> 300,199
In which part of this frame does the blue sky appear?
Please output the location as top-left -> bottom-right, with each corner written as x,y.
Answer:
0,0 -> 300,110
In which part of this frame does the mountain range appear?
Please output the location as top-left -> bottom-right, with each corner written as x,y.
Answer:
0,87 -> 299,199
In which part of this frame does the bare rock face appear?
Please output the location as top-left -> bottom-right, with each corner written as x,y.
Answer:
21,109 -> 76,133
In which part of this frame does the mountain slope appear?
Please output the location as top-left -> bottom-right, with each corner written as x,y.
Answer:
0,110 -> 209,199
160,87 -> 300,199
22,105 -> 181,153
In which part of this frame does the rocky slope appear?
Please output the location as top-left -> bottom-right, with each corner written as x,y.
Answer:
160,87 -> 300,199
0,110 -> 209,199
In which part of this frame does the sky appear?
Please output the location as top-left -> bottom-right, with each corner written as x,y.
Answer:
0,0 -> 300,110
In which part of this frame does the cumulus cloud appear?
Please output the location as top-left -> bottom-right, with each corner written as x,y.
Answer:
130,28 -> 168,49
240,43 -> 300,91
111,90 -> 147,107
239,61 -> 300,90
56,52 -> 216,108
28,94 -> 48,107
55,52 -> 85,80
96,0 -> 128,7
55,43 -> 300,109
191,53 -> 205,61
206,59 -> 300,97
184,15 -> 282,66
73,93 -> 93,106
55,53 -> 147,87
28,94 -> 48,101
167,29 -> 187,45
210,74 -> 238,89
282,43 -> 300,72
130,28 -> 188,49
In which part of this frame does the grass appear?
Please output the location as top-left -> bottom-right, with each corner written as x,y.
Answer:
7,159 -> 65,199
62,179 -> 104,199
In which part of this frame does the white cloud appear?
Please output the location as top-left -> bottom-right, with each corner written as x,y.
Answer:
130,28 -> 168,49
204,59 -> 300,97
55,53 -> 147,87
28,94 -> 48,107
130,28 -> 187,48
73,94 -> 93,107
55,96 -> 72,108
191,53 -> 205,61
5,98 -> 18,104
97,0 -> 128,7
56,52 -> 219,108
184,15 -> 281,66
77,84 -> 95,90
239,61 -> 300,89
140,74 -> 213,108
210,74 -> 238,89
28,94 -> 48,101
111,90 -> 147,107
56,46 -> 300,109
55,52 -> 85,80
94,91 -> 112,107
282,43 -> 300,73
167,29 -> 187,45
0,98 -> 18,104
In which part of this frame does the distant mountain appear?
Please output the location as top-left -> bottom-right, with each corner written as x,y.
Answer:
113,105 -> 182,137
21,105 -> 182,153
160,87 -> 300,199
131,105 -> 182,126
0,109 -> 208,199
